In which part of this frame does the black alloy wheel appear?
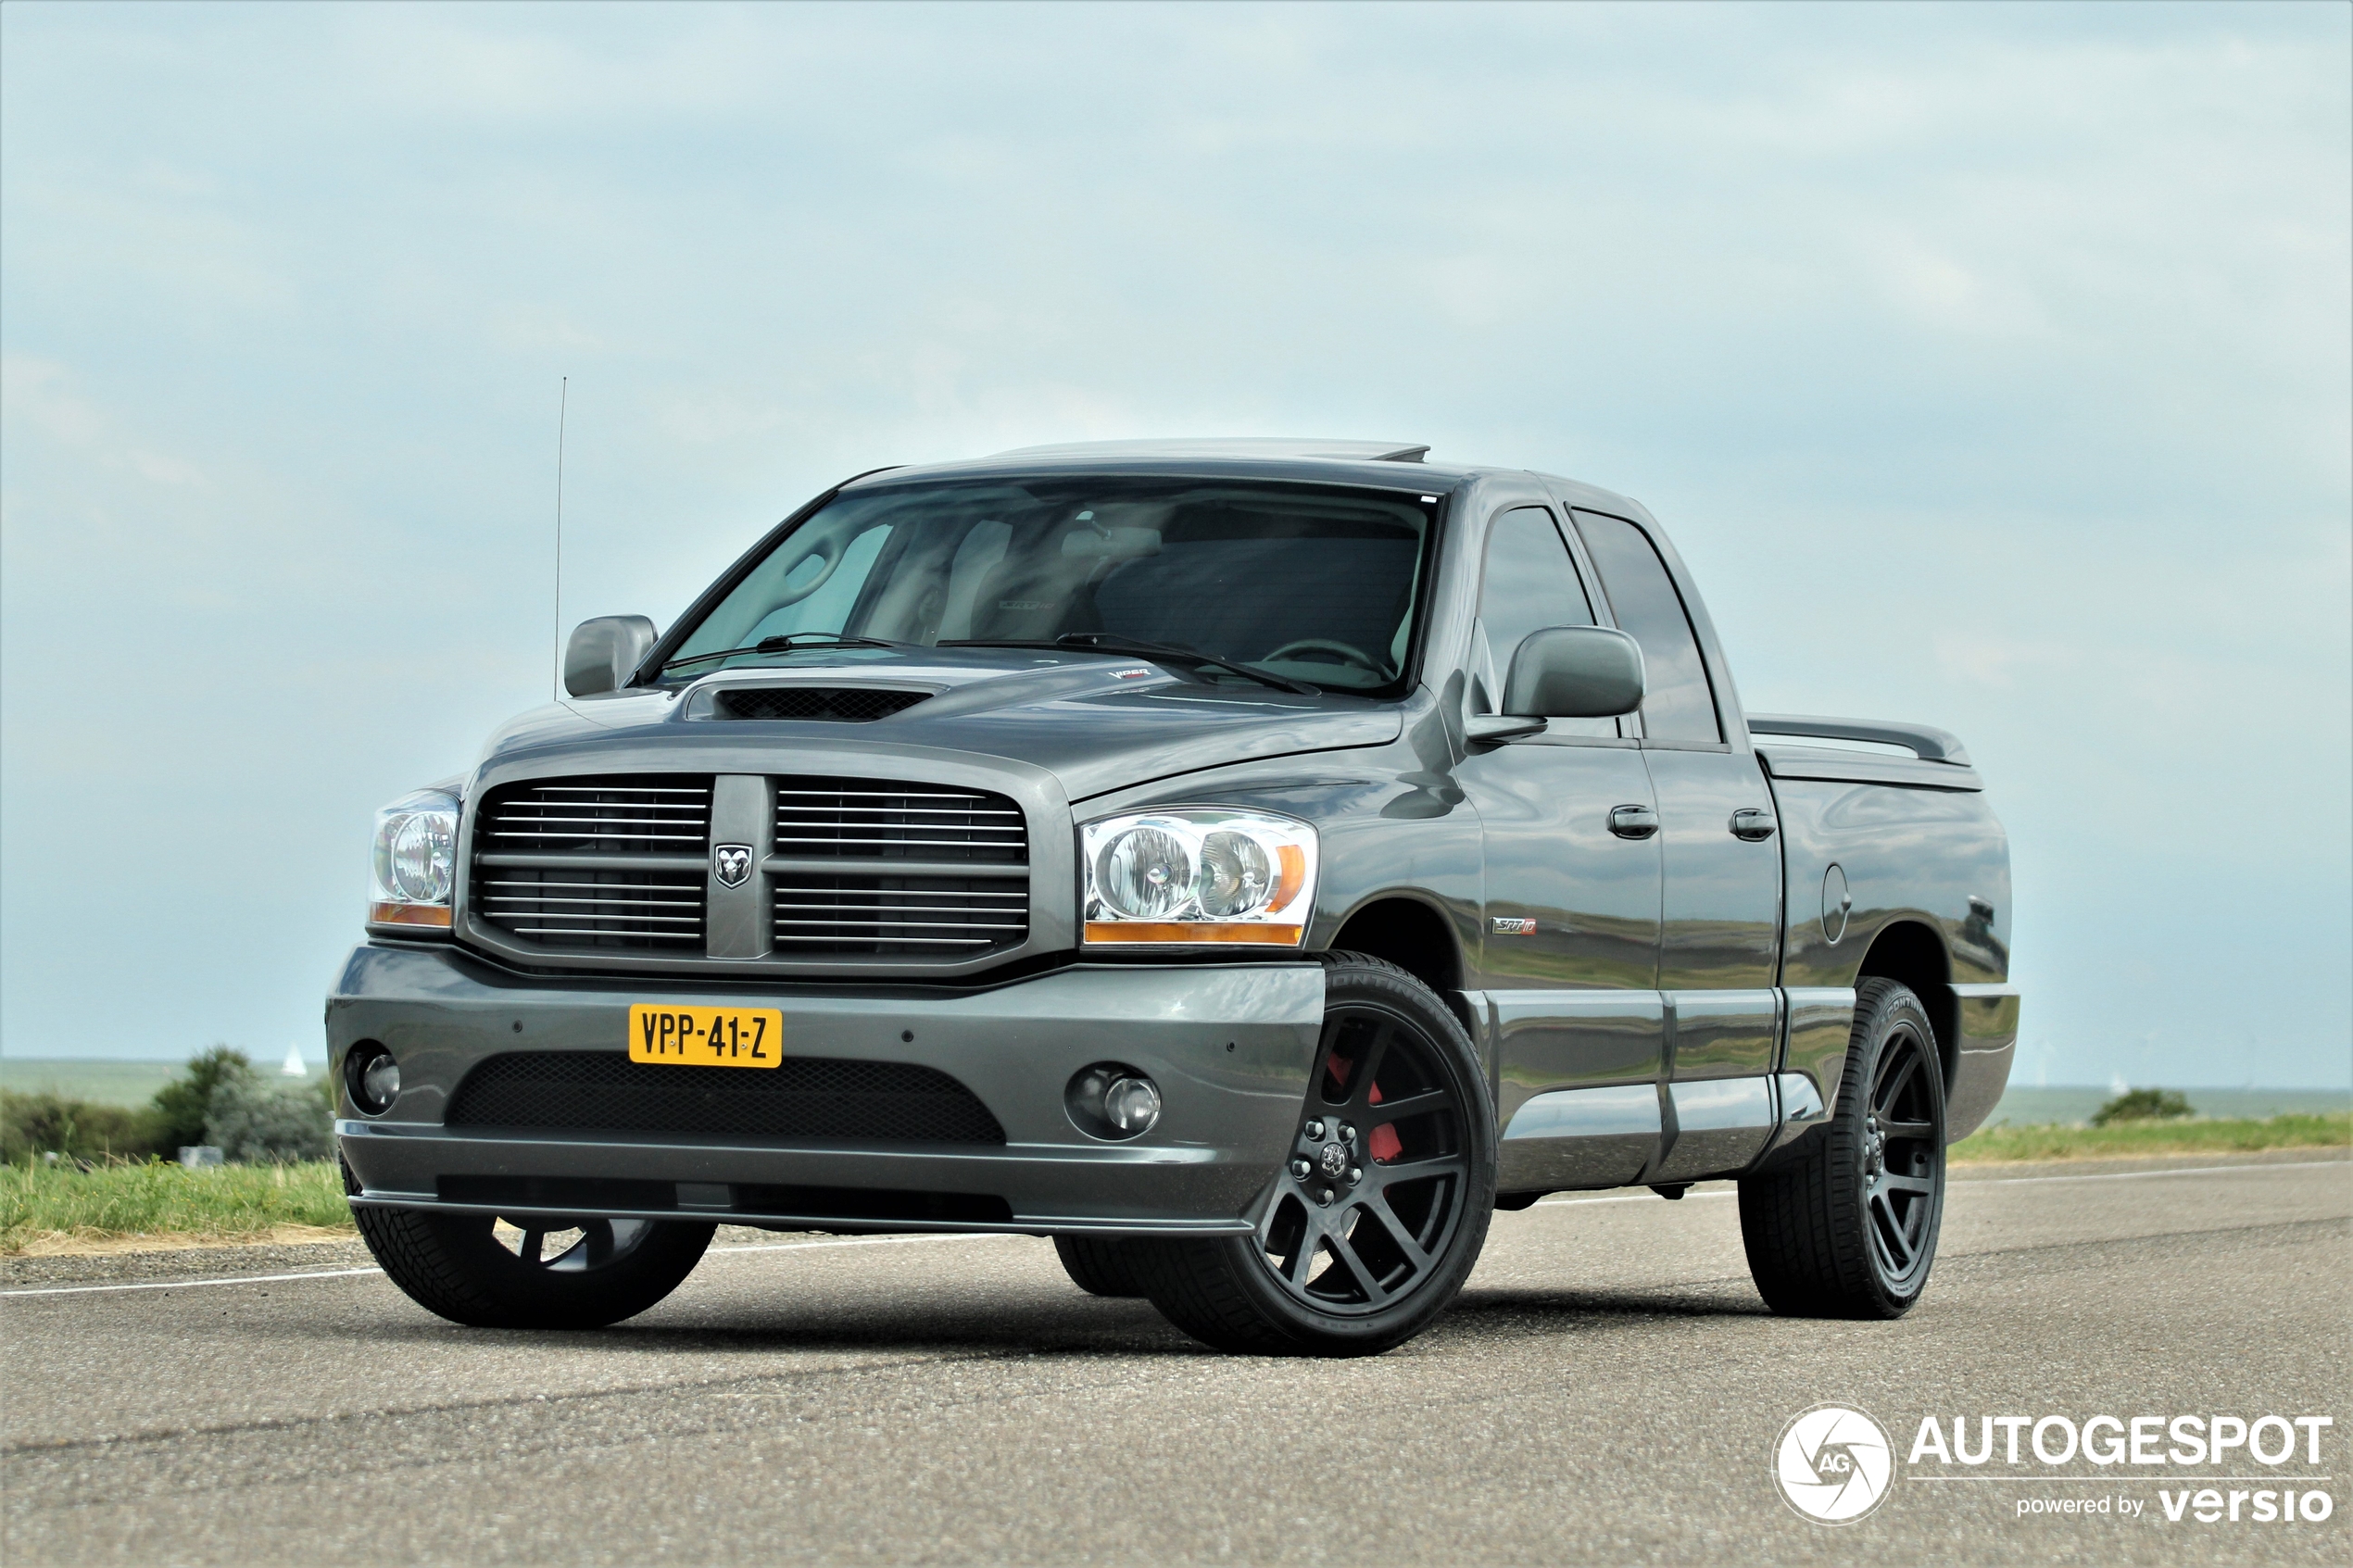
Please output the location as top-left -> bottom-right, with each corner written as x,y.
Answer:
1130,954 -> 1496,1355
1738,978 -> 1948,1319
1858,1016 -> 1944,1291
348,1164 -> 714,1329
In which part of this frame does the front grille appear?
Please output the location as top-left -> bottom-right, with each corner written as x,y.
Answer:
478,776 -> 711,855
773,776 -> 1026,864
472,775 -> 713,951
446,1052 -> 1007,1144
465,770 -> 1034,969
716,687 -> 931,722
772,873 -> 1029,957
475,867 -> 705,948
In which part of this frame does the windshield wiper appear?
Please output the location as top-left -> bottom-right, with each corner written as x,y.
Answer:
660,633 -> 904,675
938,633 -> 1319,696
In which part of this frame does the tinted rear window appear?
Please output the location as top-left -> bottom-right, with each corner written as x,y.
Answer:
1572,511 -> 1720,744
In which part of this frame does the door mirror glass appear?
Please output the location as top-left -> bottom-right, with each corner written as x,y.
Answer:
564,615 -> 658,696
1502,626 -> 1646,719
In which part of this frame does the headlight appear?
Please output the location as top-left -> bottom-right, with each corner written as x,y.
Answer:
1081,809 -> 1317,946
369,787 -> 459,932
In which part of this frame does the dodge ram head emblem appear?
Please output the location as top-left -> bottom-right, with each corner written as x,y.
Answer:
712,845 -> 752,888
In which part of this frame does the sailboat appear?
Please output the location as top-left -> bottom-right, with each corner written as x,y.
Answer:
281,1044 -> 308,1078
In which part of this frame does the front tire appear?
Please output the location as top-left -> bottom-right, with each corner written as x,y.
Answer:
1737,978 -> 1947,1319
350,1178 -> 713,1329
1131,954 -> 1496,1356
1054,1236 -> 1149,1298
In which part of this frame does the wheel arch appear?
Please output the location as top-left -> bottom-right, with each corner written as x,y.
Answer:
1326,894 -> 1464,1006
1854,918 -> 1957,1093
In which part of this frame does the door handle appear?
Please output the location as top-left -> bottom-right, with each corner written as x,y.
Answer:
1730,808 -> 1778,842
1608,804 -> 1659,840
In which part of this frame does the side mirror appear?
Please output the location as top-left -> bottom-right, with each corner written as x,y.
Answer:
564,615 -> 658,696
1503,626 -> 1646,719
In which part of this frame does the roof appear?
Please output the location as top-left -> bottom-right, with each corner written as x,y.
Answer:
838,440 -> 1650,521
988,438 -> 1431,464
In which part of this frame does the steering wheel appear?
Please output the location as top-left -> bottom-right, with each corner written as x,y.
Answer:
1260,638 -> 1385,676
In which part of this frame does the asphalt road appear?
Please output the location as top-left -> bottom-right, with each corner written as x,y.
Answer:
4,1150 -> 2347,1565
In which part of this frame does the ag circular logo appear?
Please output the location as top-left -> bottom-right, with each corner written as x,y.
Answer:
1773,1404 -> 1894,1524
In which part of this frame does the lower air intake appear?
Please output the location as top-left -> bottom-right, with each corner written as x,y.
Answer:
445,1052 -> 1007,1145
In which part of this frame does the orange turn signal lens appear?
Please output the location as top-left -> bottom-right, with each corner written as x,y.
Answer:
369,902 -> 452,929
1267,845 -> 1308,914
1084,922 -> 1306,946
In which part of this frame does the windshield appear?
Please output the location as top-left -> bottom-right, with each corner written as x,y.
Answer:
661,476 -> 1439,693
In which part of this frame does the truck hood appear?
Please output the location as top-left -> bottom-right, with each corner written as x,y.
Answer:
478,648 -> 1405,803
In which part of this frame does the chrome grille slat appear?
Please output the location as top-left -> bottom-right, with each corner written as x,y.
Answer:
494,822 -> 706,832
774,836 -> 1023,849
774,788 -> 990,800
521,788 -> 709,796
490,831 -> 706,841
774,806 -> 1021,817
772,903 -> 1022,915
773,935 -> 998,946
774,918 -> 1023,929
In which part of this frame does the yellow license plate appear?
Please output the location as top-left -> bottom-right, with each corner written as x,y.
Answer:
627,1004 -> 785,1068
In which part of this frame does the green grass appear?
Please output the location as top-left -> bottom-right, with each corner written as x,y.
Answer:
1951,1112 -> 2350,1164
3,1114 -> 2345,1256
1,1159 -> 354,1254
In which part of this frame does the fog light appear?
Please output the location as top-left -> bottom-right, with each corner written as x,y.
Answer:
1103,1075 -> 1162,1135
346,1044 -> 399,1114
1064,1062 -> 1163,1141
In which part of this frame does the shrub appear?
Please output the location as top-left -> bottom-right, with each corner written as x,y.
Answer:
1,1091 -> 166,1163
204,1073 -> 334,1163
150,1045 -> 257,1150
2092,1087 -> 2195,1126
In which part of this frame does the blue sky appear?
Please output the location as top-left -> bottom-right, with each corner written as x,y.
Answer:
2,2 -> 2347,1085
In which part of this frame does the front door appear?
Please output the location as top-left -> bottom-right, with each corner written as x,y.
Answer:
1453,505 -> 1666,1185
1573,508 -> 1784,1179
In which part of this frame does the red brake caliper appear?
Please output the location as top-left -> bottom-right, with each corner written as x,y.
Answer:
1329,1054 -> 1404,1162
1367,1079 -> 1403,1163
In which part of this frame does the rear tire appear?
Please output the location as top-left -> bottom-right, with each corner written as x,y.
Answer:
1130,953 -> 1496,1356
1053,1236 -> 1149,1298
349,1168 -> 713,1330
1737,978 -> 1946,1319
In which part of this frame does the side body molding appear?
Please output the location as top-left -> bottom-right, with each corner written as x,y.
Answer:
1499,1085 -> 1661,1191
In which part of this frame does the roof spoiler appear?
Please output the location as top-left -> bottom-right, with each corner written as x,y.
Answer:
987,438 -> 1429,464
1745,713 -> 1972,767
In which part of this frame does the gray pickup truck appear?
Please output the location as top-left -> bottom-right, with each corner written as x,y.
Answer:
332,439 -> 2017,1356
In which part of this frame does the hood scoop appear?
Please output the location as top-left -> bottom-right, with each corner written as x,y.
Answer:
706,686 -> 933,722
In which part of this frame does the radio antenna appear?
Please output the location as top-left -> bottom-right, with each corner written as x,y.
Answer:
552,375 -> 568,700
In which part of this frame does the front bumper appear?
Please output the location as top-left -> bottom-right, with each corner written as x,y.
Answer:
327,944 -> 1324,1235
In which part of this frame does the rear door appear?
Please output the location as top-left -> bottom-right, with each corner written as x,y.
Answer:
1571,510 -> 1783,1173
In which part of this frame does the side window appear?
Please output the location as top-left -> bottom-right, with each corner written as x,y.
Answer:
1571,511 -> 1720,744
1475,507 -> 1605,733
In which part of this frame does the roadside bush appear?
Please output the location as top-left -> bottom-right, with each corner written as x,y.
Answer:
2092,1087 -> 2195,1126
1,1091 -> 165,1163
204,1073 -> 334,1163
151,1045 -> 258,1149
